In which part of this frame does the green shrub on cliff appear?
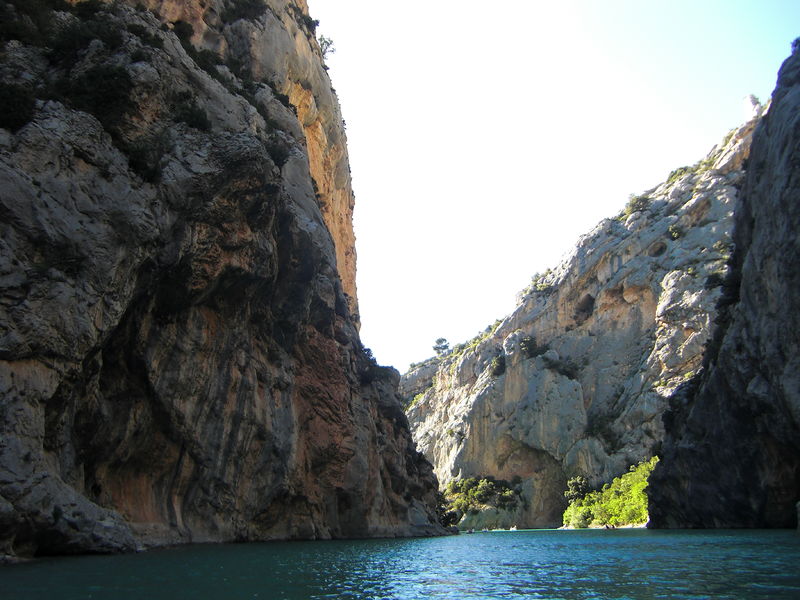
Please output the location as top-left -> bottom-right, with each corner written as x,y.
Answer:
444,476 -> 520,520
405,392 -> 425,410
562,457 -> 658,528
665,165 -> 695,186
620,194 -> 651,220
490,354 -> 506,377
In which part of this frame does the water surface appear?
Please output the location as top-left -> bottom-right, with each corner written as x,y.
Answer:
2,529 -> 798,599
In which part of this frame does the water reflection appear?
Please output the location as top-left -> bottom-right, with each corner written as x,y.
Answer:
1,529 -> 799,599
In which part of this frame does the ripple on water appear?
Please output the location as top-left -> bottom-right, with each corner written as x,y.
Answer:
2,529 -> 799,600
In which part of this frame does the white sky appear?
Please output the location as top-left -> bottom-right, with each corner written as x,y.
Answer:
306,0 -> 800,372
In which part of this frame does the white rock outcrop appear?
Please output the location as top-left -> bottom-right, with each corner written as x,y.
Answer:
403,112 -> 764,527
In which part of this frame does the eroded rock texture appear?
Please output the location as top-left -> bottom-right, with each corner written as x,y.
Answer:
649,49 -> 800,528
0,0 -> 441,561
403,112 -> 762,528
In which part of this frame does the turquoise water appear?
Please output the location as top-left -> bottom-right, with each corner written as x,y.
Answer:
2,529 -> 799,599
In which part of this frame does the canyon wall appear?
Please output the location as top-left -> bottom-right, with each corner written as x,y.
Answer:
0,0 -> 441,561
648,47 -> 800,528
404,110 -> 763,528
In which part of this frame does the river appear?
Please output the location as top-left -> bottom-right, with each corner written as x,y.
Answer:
2,529 -> 799,599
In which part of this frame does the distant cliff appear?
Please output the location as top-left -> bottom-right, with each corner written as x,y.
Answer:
0,0 -> 441,561
648,47 -> 800,528
403,108 -> 763,528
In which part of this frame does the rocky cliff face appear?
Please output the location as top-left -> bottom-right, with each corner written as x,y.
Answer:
649,48 -> 800,528
403,111 -> 762,528
0,0 -> 441,561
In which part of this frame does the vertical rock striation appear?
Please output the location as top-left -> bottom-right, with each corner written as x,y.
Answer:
404,111 -> 763,528
648,48 -> 800,528
0,0 -> 441,561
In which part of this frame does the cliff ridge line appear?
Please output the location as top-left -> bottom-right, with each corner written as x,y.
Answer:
0,0 -> 442,561
403,108 -> 764,528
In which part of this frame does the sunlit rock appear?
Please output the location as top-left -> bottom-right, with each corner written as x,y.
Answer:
403,110 -> 764,528
0,0 -> 442,560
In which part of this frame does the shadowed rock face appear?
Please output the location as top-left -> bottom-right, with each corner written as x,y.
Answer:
0,0 -> 442,560
403,104 -> 763,529
648,49 -> 800,528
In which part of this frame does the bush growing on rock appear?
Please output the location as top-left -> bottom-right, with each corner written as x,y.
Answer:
301,15 -> 319,33
665,165 -> 695,186
520,335 -> 545,359
562,457 -> 658,528
620,194 -> 650,220
444,476 -> 520,520
490,354 -> 506,377
436,491 -> 459,527
405,392 -> 425,411
433,337 -> 449,356
564,475 -> 589,503
542,354 -> 580,380
318,35 -> 335,59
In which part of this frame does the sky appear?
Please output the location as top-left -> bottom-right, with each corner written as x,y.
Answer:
306,0 -> 799,372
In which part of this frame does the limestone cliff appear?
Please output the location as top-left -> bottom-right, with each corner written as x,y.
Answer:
403,111 -> 762,528
0,0 -> 441,561
648,48 -> 800,528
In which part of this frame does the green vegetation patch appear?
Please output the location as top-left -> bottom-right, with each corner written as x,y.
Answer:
665,165 -> 695,186
405,391 -> 426,411
519,336 -> 545,359
490,354 -> 506,377
562,457 -> 658,528
408,319 -> 502,371
667,224 -> 683,240
451,319 -> 503,356
619,194 -> 651,220
443,476 -> 520,521
520,268 -> 555,298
